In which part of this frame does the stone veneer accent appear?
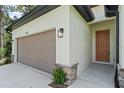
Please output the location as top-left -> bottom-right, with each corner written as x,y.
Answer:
118,64 -> 124,87
55,63 -> 78,85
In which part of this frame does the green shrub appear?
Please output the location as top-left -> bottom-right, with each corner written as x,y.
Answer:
0,33 -> 12,59
4,57 -> 11,64
4,42 -> 12,57
4,33 -> 12,58
52,67 -> 67,84
0,48 -> 6,58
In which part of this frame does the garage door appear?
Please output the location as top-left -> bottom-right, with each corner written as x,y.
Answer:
17,30 -> 56,73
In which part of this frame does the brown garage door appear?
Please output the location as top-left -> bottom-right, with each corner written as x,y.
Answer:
17,30 -> 56,73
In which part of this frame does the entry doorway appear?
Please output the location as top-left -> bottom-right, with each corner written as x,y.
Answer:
96,29 -> 110,62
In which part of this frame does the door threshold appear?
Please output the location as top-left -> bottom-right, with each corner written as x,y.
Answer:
93,61 -> 113,65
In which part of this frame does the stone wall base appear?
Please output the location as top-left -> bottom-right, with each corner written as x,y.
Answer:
117,64 -> 124,87
55,63 -> 78,85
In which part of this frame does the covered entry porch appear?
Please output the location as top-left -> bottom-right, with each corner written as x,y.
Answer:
69,5 -> 117,87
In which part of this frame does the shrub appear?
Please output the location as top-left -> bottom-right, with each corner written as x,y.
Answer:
0,48 -> 6,58
0,33 -> 12,65
52,67 -> 67,84
4,42 -> 12,57
4,33 -> 12,58
4,57 -> 11,64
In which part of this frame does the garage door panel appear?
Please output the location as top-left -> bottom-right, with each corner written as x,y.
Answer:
17,30 -> 56,73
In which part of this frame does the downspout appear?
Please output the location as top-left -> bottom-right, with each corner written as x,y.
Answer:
115,11 -> 119,88
116,12 -> 119,64
106,9 -> 119,88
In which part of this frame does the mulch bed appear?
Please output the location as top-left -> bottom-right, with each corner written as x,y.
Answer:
48,82 -> 68,88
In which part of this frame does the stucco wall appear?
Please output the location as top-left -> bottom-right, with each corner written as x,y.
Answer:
70,6 -> 92,75
90,19 -> 116,65
119,5 -> 124,68
12,6 -> 70,66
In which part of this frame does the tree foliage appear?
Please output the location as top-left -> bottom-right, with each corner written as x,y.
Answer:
16,5 -> 36,15
0,5 -> 36,62
1,5 -> 36,26
4,33 -> 12,57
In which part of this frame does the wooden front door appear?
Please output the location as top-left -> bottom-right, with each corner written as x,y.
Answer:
96,29 -> 110,62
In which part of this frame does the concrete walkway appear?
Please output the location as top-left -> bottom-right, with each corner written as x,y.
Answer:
69,63 -> 115,88
0,63 -> 52,88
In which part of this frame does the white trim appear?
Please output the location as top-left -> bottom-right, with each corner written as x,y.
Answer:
91,19 -> 116,66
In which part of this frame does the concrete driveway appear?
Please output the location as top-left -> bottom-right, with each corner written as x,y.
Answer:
0,63 -> 52,88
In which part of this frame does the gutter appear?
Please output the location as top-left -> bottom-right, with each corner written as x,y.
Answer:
5,5 -> 60,32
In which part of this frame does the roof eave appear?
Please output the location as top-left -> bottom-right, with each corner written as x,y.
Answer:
74,5 -> 95,22
6,5 -> 60,32
6,5 -> 95,32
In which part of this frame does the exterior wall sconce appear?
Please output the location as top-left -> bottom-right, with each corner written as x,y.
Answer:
58,28 -> 64,38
